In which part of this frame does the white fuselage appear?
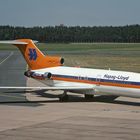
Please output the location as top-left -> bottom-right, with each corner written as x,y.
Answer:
32,66 -> 140,98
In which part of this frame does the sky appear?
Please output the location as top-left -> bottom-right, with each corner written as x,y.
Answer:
0,0 -> 140,27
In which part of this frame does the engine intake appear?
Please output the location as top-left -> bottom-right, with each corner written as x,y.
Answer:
24,71 -> 33,77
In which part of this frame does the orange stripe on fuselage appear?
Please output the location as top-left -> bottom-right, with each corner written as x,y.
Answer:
52,76 -> 140,89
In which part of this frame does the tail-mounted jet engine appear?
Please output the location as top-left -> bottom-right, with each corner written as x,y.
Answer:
24,71 -> 52,80
45,56 -> 64,67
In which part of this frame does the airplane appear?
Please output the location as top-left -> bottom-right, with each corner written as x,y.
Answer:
0,39 -> 140,101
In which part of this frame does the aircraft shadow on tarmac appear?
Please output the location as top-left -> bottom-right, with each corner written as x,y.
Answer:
0,89 -> 140,107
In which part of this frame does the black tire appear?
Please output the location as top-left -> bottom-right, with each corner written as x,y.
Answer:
84,94 -> 94,100
59,94 -> 69,102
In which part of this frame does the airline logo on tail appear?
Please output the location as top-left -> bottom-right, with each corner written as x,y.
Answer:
28,48 -> 37,60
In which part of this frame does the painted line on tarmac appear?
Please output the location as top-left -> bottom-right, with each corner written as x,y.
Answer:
0,51 -> 14,65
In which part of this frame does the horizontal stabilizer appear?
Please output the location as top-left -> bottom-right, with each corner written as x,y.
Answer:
0,40 -> 28,45
0,40 -> 38,45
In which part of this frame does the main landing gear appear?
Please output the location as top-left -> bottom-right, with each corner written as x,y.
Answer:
59,91 -> 69,102
59,91 -> 94,102
84,94 -> 94,100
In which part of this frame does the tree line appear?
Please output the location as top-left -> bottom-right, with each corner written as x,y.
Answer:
0,25 -> 140,43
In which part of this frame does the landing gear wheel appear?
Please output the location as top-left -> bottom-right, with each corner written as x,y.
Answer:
84,94 -> 94,100
59,91 -> 69,102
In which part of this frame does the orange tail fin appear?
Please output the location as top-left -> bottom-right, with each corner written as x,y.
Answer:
0,39 -> 64,70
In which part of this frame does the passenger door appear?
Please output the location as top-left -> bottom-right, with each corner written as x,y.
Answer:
96,75 -> 102,86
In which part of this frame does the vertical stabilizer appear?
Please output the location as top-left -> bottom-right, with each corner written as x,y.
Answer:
0,39 -> 64,70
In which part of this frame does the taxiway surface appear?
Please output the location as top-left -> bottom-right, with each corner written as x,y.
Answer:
0,50 -> 140,140
0,51 -> 26,102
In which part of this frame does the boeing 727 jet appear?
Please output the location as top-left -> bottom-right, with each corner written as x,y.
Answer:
0,39 -> 140,101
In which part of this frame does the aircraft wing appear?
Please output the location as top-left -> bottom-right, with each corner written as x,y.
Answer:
0,86 -> 94,90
